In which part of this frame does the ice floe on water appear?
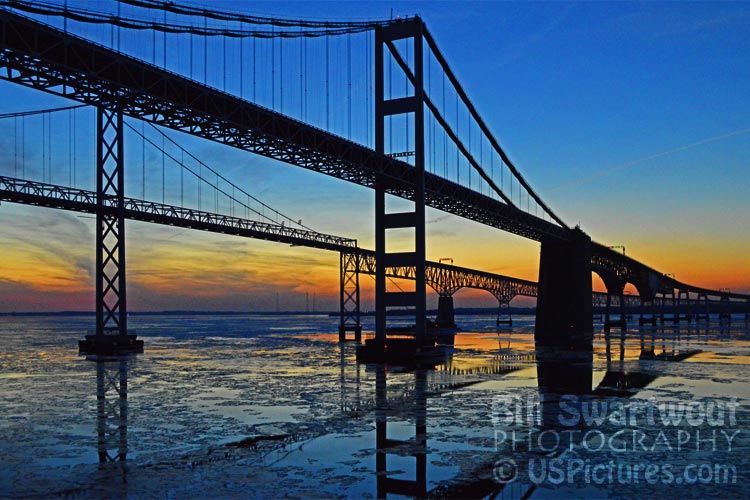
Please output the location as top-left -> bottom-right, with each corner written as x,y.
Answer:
1,314 -> 750,498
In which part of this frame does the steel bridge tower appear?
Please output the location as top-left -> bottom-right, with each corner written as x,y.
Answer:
79,107 -> 142,354
374,18 -> 428,346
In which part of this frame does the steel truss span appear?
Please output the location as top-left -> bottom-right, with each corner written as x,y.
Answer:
0,9 -> 566,242
0,175 -> 538,299
3,176 -> 746,323
353,252 -> 538,299
0,176 -> 357,252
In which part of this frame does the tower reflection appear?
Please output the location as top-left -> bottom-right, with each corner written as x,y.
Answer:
87,355 -> 130,465
374,366 -> 428,499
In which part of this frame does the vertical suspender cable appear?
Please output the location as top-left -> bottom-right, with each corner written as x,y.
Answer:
490,146 -> 494,199
152,24 -> 156,64
162,134 -> 165,203
299,37 -> 303,118
468,116 -> 471,189
14,116 -> 17,178
141,120 -> 145,199
280,36 -> 284,112
253,37 -> 256,102
367,32 -> 371,146
326,36 -> 330,130
72,110 -> 75,186
273,35 -> 279,108
163,9 -> 167,69
240,22 -> 243,98
347,32 -> 352,139
223,34 -> 227,91
21,115 -> 25,179
42,112 -> 46,182
49,112 -> 52,183
47,112 -> 52,183
117,2 -> 121,51
455,94 -> 459,184
204,17 -> 207,85
68,111 -> 72,185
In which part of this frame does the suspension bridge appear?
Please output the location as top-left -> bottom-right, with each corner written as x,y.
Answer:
0,1 -> 747,357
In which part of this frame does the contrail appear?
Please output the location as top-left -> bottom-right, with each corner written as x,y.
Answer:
547,128 -> 750,192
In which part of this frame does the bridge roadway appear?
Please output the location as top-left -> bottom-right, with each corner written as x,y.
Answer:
0,10 -> 748,325
0,9 -> 563,242
0,175 -> 538,301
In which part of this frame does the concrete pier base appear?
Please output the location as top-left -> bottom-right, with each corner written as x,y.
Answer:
535,228 -> 593,350
79,331 -> 143,355
435,296 -> 456,328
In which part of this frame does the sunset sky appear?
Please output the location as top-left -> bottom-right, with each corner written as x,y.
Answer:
0,1 -> 748,312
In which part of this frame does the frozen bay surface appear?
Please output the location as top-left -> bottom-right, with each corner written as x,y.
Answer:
1,313 -> 749,498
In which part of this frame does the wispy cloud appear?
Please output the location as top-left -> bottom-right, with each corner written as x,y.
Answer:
547,128 -> 750,192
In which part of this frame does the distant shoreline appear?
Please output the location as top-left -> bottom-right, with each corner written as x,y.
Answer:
0,308 -> 536,317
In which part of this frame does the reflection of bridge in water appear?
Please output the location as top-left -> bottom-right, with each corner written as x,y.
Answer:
75,322 -> 735,498
90,355 -> 129,465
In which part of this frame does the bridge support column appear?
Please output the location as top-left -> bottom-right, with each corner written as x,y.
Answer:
339,251 -> 362,342
719,293 -> 731,323
677,289 -> 692,322
80,107 -> 141,355
496,296 -> 513,327
660,290 -> 678,324
638,297 -> 657,326
436,295 -> 456,329
373,19 -> 428,348
695,293 -> 709,322
535,227 -> 593,348
601,277 -> 626,332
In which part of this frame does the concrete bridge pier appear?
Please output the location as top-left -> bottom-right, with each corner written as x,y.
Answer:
435,295 -> 456,328
603,292 -> 627,332
535,227 -> 593,349
676,289 -> 693,323
495,293 -> 513,327
600,275 -> 626,332
659,290 -> 678,324
638,296 -> 657,326
719,293 -> 731,323
695,293 -> 710,322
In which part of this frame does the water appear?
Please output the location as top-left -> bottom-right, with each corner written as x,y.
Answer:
1,314 -> 749,498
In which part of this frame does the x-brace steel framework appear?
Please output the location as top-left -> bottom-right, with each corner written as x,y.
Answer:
96,107 -> 127,337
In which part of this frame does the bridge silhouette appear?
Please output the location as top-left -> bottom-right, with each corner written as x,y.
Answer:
0,2 -> 747,357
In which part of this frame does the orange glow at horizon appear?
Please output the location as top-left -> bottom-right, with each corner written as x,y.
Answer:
1,207 -> 748,312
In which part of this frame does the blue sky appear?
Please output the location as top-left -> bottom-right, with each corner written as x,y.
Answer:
0,1 -> 748,311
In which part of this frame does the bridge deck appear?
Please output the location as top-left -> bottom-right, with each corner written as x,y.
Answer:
0,9 -> 566,242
